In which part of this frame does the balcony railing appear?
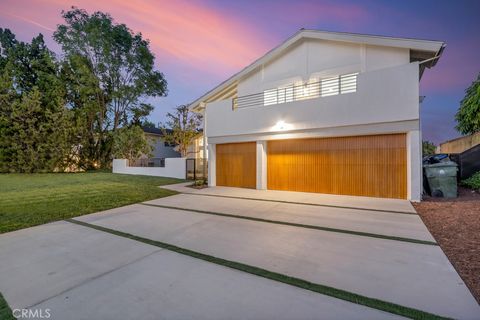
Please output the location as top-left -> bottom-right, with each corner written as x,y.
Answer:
232,73 -> 358,110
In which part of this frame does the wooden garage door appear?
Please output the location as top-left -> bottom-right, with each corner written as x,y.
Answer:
216,142 -> 256,188
267,134 -> 407,199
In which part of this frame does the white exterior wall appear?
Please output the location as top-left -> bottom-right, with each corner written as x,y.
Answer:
237,39 -> 409,96
407,130 -> 422,201
207,62 -> 419,138
113,158 -> 186,179
256,141 -> 267,190
204,38 -> 422,200
207,144 -> 216,187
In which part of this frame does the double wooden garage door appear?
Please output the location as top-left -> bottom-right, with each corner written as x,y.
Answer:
216,134 -> 407,199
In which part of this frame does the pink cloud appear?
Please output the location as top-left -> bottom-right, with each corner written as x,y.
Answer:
0,0 -> 274,78
3,12 -> 55,32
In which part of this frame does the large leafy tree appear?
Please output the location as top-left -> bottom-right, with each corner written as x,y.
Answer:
54,7 -> 167,128
59,53 -> 111,169
160,105 -> 202,157
455,73 -> 480,135
0,29 -> 74,172
54,7 -> 167,168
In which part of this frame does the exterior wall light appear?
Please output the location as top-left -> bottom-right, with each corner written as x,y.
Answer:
273,120 -> 292,131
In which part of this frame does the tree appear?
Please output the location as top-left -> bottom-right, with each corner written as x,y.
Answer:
140,120 -> 156,128
59,53 -> 111,169
112,125 -> 152,161
0,28 -> 16,70
455,73 -> 480,135
422,140 -> 436,156
54,7 -> 167,130
160,105 -> 202,157
0,30 -> 75,172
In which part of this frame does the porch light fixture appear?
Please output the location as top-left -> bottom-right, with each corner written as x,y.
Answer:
273,120 -> 292,131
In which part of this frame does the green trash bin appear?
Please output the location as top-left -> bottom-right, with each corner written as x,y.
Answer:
424,161 -> 458,198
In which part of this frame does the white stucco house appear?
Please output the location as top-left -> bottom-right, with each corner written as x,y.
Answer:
189,30 -> 445,201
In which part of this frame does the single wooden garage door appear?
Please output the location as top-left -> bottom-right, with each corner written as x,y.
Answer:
216,142 -> 256,188
267,134 -> 407,199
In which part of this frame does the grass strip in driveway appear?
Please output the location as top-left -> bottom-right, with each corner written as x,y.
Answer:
179,192 -> 416,215
140,203 -> 437,246
0,292 -> 15,320
66,218 -> 450,320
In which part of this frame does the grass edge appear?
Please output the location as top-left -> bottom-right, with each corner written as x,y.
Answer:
66,218 -> 451,320
0,292 -> 15,320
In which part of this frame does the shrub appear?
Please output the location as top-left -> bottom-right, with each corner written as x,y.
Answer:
462,171 -> 480,190
194,179 -> 207,186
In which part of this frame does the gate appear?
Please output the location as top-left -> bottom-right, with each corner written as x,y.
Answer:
186,158 -> 207,180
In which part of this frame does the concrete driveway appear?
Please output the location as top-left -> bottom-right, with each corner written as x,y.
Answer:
0,183 -> 479,319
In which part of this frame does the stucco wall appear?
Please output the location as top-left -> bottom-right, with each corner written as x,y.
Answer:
237,39 -> 409,96
206,62 -> 419,139
113,158 -> 186,179
203,39 -> 421,201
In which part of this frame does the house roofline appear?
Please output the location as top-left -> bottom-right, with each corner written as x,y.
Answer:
188,29 -> 445,112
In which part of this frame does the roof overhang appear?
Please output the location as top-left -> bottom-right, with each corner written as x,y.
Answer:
189,29 -> 445,112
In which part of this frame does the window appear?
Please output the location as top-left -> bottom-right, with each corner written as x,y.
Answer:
164,141 -> 175,147
259,72 -> 357,107
263,88 -> 277,106
294,80 -> 319,100
340,73 -> 358,94
277,85 -> 294,104
321,76 -> 339,97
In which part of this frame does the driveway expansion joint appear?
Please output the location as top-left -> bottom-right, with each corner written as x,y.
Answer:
140,202 -> 437,246
179,192 -> 417,215
65,218 -> 450,320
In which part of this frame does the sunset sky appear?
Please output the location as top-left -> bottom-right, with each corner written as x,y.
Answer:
0,0 -> 479,144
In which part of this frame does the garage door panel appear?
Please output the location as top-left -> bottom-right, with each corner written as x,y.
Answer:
267,134 -> 406,199
216,142 -> 256,188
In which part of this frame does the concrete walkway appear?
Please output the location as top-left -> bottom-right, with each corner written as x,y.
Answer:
0,222 -> 403,320
74,201 -> 480,319
162,182 -> 417,213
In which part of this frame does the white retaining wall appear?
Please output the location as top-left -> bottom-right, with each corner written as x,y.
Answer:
112,158 -> 186,179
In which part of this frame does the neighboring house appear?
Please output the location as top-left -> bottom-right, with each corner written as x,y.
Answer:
189,29 -> 445,201
437,132 -> 480,154
142,127 -> 180,158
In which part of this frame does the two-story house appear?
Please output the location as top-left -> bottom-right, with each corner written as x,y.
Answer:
142,127 -> 180,159
189,30 -> 445,201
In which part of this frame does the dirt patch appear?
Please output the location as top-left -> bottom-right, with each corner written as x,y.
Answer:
413,187 -> 480,303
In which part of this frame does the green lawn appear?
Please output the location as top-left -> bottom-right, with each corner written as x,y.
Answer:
0,172 -> 183,234
0,292 -> 14,320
